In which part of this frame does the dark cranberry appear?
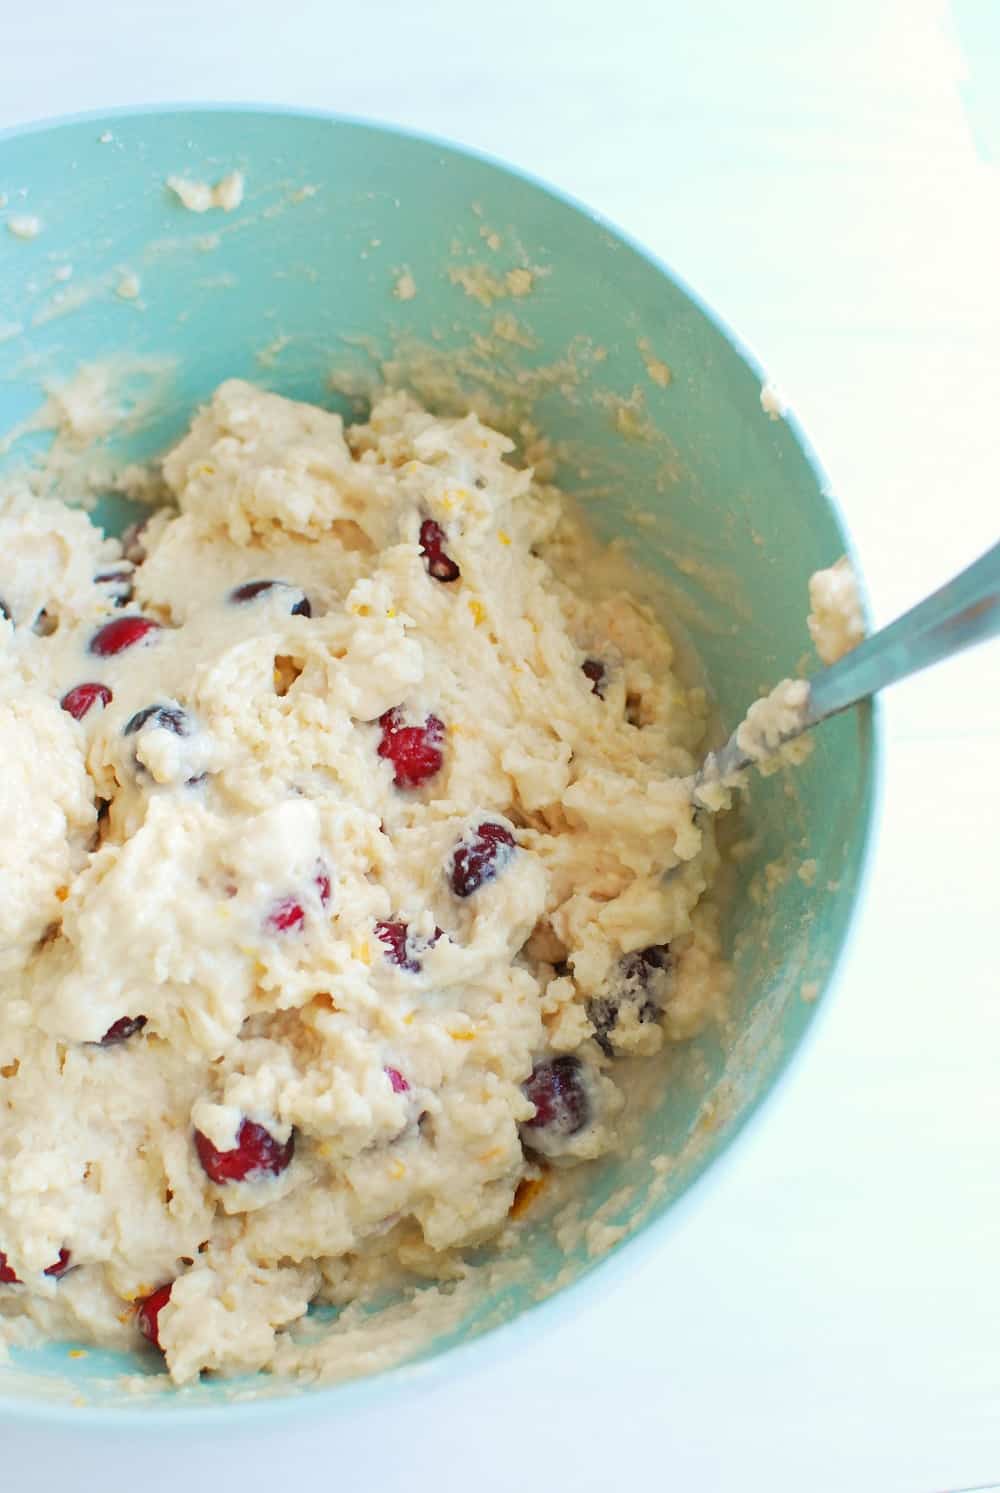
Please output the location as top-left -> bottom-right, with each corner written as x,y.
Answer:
419,519 -> 461,582
316,872 -> 332,906
587,944 -> 672,1055
522,1056 -> 589,1138
375,920 -> 416,971
43,1249 -> 72,1278
0,1249 -> 72,1284
230,579 -> 311,617
450,822 -> 516,897
267,896 -> 306,932
94,569 -> 135,606
194,1118 -> 295,1184
61,682 -> 112,720
377,708 -> 445,789
385,1066 -> 409,1094
89,615 -> 161,657
123,703 -> 189,736
582,659 -> 606,698
99,1015 -> 147,1045
137,1283 -> 172,1349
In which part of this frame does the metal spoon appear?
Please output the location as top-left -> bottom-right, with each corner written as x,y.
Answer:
694,538 -> 1000,803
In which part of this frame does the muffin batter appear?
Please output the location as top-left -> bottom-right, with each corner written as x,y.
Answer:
0,381 -> 727,1383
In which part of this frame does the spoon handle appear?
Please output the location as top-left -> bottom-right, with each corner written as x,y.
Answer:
806,537 -> 1000,727
695,538 -> 1000,796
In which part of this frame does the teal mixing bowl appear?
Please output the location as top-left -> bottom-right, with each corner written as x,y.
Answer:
0,106 -> 877,1420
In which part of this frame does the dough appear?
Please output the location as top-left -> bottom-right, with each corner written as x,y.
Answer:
0,382 -> 728,1383
808,556 -> 864,665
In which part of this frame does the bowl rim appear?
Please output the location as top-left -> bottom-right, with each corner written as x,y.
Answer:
0,100 -> 882,1428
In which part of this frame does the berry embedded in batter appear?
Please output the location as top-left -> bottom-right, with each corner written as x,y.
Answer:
99,1015 -> 148,1045
89,615 -> 162,657
385,1066 -> 410,1094
123,703 -> 190,737
60,682 -> 113,720
94,569 -> 135,607
0,1248 -> 73,1284
375,920 -> 416,971
582,658 -> 606,698
450,822 -> 516,897
377,708 -> 445,789
267,897 -> 306,933
521,1056 -> 590,1139
194,1118 -> 295,1184
419,519 -> 461,582
586,944 -> 672,1055
43,1249 -> 72,1278
137,1283 -> 173,1350
229,579 -> 312,617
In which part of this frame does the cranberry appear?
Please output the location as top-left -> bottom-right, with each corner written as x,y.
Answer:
44,1248 -> 72,1278
450,822 -> 516,897
587,944 -> 672,1055
94,569 -> 135,607
89,615 -> 161,657
385,1066 -> 409,1094
375,920 -> 415,971
99,1015 -> 148,1045
123,703 -> 190,736
230,579 -> 311,617
137,1283 -> 173,1349
0,1248 -> 72,1283
267,896 -> 306,932
522,1056 -> 589,1138
61,682 -> 113,720
419,519 -> 461,582
316,870 -> 332,906
582,659 -> 606,698
377,708 -> 445,789
194,1117 -> 295,1184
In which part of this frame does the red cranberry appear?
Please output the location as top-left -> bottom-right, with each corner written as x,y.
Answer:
44,1249 -> 72,1278
123,703 -> 190,736
582,659 -> 606,698
230,579 -> 311,617
137,1283 -> 173,1349
377,708 -> 445,789
61,682 -> 113,720
375,920 -> 415,970
267,896 -> 306,932
419,519 -> 461,582
315,871 -> 332,906
450,822 -> 516,897
522,1056 -> 589,1137
0,1248 -> 72,1284
94,569 -> 135,607
89,615 -> 161,657
586,944 -> 672,1055
99,1015 -> 148,1045
194,1117 -> 295,1184
385,1066 -> 409,1094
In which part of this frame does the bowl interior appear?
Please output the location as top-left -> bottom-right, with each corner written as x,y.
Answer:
0,107 -> 875,1415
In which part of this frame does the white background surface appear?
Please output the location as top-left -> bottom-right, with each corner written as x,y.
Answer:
3,1 -> 999,1488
